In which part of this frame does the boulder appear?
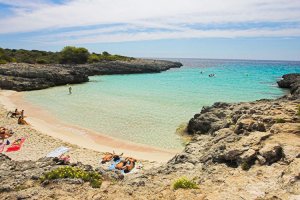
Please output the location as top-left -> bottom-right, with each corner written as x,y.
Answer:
277,73 -> 300,98
187,104 -> 231,135
277,74 -> 300,88
259,144 -> 283,165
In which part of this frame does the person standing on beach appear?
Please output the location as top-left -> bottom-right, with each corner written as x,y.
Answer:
69,86 -> 72,95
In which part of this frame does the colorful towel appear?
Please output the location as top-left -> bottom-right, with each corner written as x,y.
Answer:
0,143 -> 5,153
46,146 -> 69,158
107,158 -> 121,170
6,138 -> 26,152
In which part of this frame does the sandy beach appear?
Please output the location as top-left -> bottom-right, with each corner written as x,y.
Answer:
0,90 -> 178,167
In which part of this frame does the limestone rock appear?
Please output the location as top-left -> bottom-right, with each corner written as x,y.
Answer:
0,60 -> 182,91
259,144 -> 283,165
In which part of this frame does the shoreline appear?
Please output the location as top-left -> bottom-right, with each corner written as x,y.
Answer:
0,90 -> 179,162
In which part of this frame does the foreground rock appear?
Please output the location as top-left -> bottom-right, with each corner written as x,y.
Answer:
0,59 -> 182,91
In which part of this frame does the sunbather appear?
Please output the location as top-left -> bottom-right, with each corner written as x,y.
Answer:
21,110 -> 24,118
0,127 -> 6,134
115,160 -> 128,170
101,151 -> 123,164
0,128 -> 14,139
56,154 -> 70,165
13,138 -> 22,145
7,109 -> 21,118
18,116 -> 28,125
122,157 -> 137,173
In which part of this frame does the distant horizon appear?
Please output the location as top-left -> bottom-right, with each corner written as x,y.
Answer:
1,45 -> 300,62
146,57 -> 300,62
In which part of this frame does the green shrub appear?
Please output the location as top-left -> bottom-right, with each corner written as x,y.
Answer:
0,59 -> 7,64
40,166 -> 102,188
59,46 -> 89,64
172,177 -> 199,190
36,58 -> 48,64
102,51 -> 110,56
275,118 -> 286,123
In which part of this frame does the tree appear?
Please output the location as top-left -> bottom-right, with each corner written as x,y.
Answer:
59,46 -> 90,64
102,51 -> 110,56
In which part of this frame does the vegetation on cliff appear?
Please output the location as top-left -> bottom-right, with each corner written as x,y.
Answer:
40,166 -> 102,188
0,46 -> 134,64
172,177 -> 199,190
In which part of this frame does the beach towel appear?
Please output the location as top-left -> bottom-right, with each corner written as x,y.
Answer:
46,146 -> 69,158
6,138 -> 26,152
0,143 -> 5,153
107,158 -> 121,170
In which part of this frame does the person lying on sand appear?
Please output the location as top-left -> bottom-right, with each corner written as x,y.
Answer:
56,154 -> 71,165
13,138 -> 22,145
18,116 -> 28,125
115,160 -> 128,170
0,127 -> 6,134
101,151 -> 123,164
0,128 -> 14,139
122,157 -> 137,173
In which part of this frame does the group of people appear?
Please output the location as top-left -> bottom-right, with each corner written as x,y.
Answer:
7,108 -> 28,125
101,151 -> 137,173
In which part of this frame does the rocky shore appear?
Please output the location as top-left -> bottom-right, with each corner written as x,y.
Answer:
0,74 -> 300,200
0,59 -> 182,91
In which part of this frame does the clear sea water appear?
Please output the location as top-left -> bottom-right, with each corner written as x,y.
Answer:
24,59 -> 300,150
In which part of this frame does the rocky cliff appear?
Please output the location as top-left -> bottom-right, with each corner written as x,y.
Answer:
0,59 -> 182,91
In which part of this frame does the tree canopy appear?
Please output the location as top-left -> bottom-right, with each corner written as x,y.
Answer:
0,46 -> 134,65
59,46 -> 89,64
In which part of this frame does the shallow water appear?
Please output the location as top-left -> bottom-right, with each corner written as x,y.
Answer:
24,59 -> 300,150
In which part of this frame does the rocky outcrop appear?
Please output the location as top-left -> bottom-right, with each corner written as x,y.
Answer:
0,59 -> 182,91
277,73 -> 300,98
188,74 -> 300,135
68,59 -> 183,76
0,63 -> 89,91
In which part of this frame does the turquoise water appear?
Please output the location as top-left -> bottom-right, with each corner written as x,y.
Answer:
24,59 -> 300,150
